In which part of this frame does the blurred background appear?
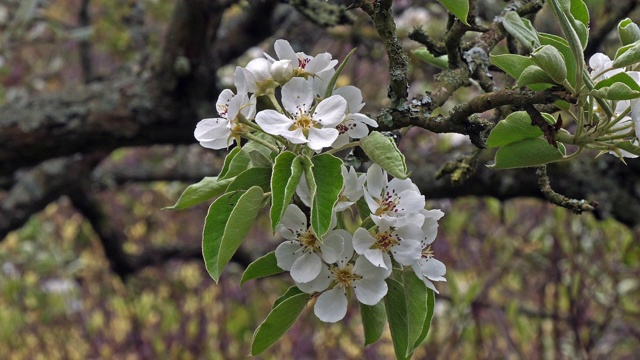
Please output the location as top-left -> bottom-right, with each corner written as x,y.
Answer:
0,0 -> 639,359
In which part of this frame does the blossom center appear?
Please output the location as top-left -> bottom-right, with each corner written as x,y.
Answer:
331,263 -> 361,289
421,245 -> 434,259
299,230 -> 319,251
375,189 -> 401,216
372,228 -> 399,251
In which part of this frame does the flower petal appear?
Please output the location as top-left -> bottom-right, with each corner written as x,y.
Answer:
313,95 -> 347,127
353,278 -> 387,306
314,287 -> 348,323
290,252 -> 322,283
320,231 -> 344,264
391,239 -> 422,266
418,258 -> 447,282
334,85 -> 364,113
305,53 -> 336,74
366,164 -> 385,200
307,127 -> 339,150
276,204 -> 307,239
255,110 -> 293,136
354,253 -> 392,279
274,39 -> 298,64
275,241 -> 303,271
296,264 -> 332,293
282,77 -> 314,115
352,228 -> 376,254
364,248 -> 388,269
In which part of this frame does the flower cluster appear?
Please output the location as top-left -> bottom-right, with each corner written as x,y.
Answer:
588,53 -> 640,158
275,163 -> 446,323
195,40 -> 378,152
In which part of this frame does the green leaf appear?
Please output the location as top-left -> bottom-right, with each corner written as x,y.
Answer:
360,131 -> 408,179
618,18 -> 640,46
218,147 -> 240,179
531,45 -> 567,84
516,65 -> 557,87
310,153 -> 343,237
502,12 -> 540,51
251,288 -> 310,356
413,47 -> 448,69
164,176 -> 233,210
487,111 -> 544,148
415,289 -> 436,349
613,40 -> 640,68
360,301 -> 387,347
219,148 -> 251,180
324,47 -> 357,99
270,152 -> 303,231
273,286 -> 304,309
569,0 -> 589,27
593,72 -> 640,100
240,252 -> 283,285
301,155 -> 317,206
402,271 -> 428,356
489,138 -> 566,169
203,186 -> 265,282
385,278 -> 410,360
226,167 -> 272,193
539,33 -> 577,85
436,0 -> 469,25
249,150 -> 273,168
490,54 -> 535,80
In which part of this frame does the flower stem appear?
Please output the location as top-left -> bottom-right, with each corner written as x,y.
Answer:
243,132 -> 280,153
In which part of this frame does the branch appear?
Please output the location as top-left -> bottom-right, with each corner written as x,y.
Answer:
0,155 -> 102,240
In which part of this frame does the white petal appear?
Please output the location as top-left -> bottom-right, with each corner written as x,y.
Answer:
320,231 -> 344,264
396,190 -> 426,215
391,240 -> 422,265
276,204 -> 307,239
313,95 -> 347,127
194,118 -> 229,140
421,217 -> 439,245
334,86 -> 364,113
354,254 -> 392,279
295,175 -> 312,207
314,288 -> 348,323
199,137 -> 233,150
331,133 -> 350,149
245,58 -> 271,82
422,209 -> 445,221
364,248 -> 388,269
296,265 -> 332,293
313,68 -> 335,96
274,39 -> 298,63
366,164 -> 385,199
275,241 -> 303,271
282,77 -> 314,115
363,187 -> 380,214
233,67 -> 247,94
336,230 -> 355,265
334,200 -> 354,212
305,53 -> 335,74
418,257 -> 446,278
290,252 -> 322,283
307,127 -> 339,151
280,127 -> 308,144
346,119 -> 371,139
255,110 -> 293,136
353,278 -> 387,306
352,228 -> 376,254
216,89 -> 235,117
395,223 -> 426,243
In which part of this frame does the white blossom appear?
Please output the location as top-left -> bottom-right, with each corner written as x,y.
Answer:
275,205 -> 344,283
363,164 -> 425,218
352,215 -> 423,269
255,77 -> 346,150
194,90 -> 256,149
266,39 -> 337,79
299,232 -> 391,323
331,86 -> 378,148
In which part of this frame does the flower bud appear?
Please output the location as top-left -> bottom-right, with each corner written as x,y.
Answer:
270,59 -> 294,83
